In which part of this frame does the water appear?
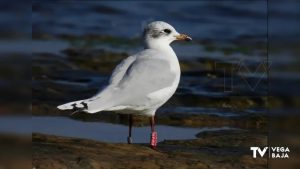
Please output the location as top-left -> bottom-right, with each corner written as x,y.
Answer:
31,1 -> 269,61
0,116 -> 235,143
0,116 -> 32,135
32,1 -> 267,40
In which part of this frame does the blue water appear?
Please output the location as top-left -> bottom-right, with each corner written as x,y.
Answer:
0,116 -> 236,143
32,1 -> 268,40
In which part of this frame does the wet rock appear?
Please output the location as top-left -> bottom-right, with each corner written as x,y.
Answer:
33,133 -> 190,169
63,48 -> 128,74
32,131 -> 267,169
32,53 -> 76,78
91,5 -> 126,15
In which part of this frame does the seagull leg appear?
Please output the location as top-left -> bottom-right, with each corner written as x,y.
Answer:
127,114 -> 133,144
149,116 -> 157,149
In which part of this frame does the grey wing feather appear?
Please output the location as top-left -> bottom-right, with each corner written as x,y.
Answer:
113,57 -> 177,107
109,55 -> 136,86
79,55 -> 137,113
86,51 -> 176,113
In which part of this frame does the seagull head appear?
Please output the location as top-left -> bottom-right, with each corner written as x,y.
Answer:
143,21 -> 192,49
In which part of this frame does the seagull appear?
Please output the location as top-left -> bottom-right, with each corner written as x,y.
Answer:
57,21 -> 192,149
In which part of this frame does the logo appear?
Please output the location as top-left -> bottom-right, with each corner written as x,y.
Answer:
250,147 -> 290,158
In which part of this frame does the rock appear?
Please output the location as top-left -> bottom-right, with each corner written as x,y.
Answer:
32,132 -> 267,169
63,48 -> 128,74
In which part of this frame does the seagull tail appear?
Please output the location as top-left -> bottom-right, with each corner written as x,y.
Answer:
57,99 -> 88,111
57,98 -> 113,114
57,87 -> 117,114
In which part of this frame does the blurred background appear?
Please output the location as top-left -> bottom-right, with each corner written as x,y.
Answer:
0,0 -> 299,169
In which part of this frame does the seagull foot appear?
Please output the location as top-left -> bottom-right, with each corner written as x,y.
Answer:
127,136 -> 132,144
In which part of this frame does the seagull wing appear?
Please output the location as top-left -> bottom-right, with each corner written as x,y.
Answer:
85,50 -> 177,113
109,55 -> 136,86
57,55 -> 136,111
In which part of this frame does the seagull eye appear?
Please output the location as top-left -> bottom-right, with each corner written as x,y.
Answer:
163,29 -> 171,34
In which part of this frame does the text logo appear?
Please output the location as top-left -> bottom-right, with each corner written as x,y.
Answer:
250,147 -> 268,158
250,147 -> 290,159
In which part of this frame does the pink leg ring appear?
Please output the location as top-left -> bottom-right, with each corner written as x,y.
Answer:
150,131 -> 157,148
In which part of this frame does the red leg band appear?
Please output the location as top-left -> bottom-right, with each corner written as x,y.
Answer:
150,131 -> 157,147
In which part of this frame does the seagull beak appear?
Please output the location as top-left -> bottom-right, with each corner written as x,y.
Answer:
175,34 -> 192,41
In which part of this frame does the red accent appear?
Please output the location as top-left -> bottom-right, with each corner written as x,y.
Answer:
150,131 -> 157,147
